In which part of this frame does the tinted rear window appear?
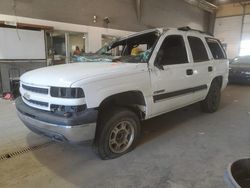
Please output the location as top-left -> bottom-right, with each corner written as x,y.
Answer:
206,38 -> 226,59
188,36 -> 209,62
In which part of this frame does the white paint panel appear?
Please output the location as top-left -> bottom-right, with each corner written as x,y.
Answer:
0,27 -> 46,59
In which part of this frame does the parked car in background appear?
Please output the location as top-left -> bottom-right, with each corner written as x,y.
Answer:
229,56 -> 250,84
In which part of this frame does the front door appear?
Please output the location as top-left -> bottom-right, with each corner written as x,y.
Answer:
149,33 -> 197,117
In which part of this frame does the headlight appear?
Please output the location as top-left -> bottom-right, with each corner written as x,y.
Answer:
50,87 -> 85,98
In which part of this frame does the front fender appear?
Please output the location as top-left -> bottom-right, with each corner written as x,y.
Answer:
72,71 -> 152,114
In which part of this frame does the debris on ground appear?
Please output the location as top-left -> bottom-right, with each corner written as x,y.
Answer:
198,132 -> 205,135
2,92 -> 14,101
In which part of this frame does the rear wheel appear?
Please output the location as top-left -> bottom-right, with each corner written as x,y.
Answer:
94,107 -> 140,160
200,80 -> 221,113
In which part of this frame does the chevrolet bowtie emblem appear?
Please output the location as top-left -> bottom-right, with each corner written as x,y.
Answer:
23,93 -> 31,100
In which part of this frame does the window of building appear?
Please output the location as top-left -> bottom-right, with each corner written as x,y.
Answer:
69,33 -> 86,56
240,40 -> 250,56
46,31 -> 87,65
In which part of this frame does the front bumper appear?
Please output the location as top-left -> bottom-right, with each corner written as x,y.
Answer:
16,97 -> 97,143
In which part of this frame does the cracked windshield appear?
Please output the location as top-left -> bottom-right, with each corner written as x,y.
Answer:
72,30 -> 160,63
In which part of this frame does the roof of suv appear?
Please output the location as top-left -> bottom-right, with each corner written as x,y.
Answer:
123,26 -> 214,41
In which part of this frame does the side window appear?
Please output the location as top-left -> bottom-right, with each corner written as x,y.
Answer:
206,38 -> 226,59
156,35 -> 188,66
188,36 -> 209,62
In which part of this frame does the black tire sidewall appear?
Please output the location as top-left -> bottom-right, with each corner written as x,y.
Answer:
97,108 -> 140,159
202,81 -> 221,113
209,82 -> 221,111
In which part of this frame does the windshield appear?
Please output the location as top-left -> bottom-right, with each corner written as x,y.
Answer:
96,37 -> 120,55
72,30 -> 161,63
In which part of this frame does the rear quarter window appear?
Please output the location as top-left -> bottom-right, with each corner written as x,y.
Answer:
205,38 -> 227,60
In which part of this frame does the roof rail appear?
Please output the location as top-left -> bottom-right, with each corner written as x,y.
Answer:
177,26 -> 213,36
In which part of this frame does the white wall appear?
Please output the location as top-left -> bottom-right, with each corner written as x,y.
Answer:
214,16 -> 242,59
240,15 -> 250,56
242,15 -> 250,41
0,28 -> 46,59
214,14 -> 250,59
0,14 -> 134,53
0,0 -> 209,32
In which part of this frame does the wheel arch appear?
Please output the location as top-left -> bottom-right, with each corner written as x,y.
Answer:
97,90 -> 147,121
211,75 -> 223,89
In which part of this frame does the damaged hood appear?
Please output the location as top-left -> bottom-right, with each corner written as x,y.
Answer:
21,62 -> 146,87
71,54 -> 119,63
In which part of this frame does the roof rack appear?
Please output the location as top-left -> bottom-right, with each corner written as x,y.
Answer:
177,26 -> 213,36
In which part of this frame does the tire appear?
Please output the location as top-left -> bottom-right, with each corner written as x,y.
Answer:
94,107 -> 141,160
200,80 -> 221,113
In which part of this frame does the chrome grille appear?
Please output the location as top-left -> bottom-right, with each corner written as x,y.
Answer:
21,83 -> 50,110
22,84 -> 48,94
23,97 -> 49,107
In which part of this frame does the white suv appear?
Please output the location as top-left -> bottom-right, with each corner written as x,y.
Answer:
16,27 -> 228,159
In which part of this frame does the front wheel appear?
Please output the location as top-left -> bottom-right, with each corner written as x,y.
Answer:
94,108 -> 141,160
200,80 -> 221,113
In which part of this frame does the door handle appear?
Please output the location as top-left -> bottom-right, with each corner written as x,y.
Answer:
208,66 -> 213,72
186,69 -> 193,75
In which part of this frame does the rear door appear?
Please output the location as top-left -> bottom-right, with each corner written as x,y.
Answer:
187,35 -> 212,101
